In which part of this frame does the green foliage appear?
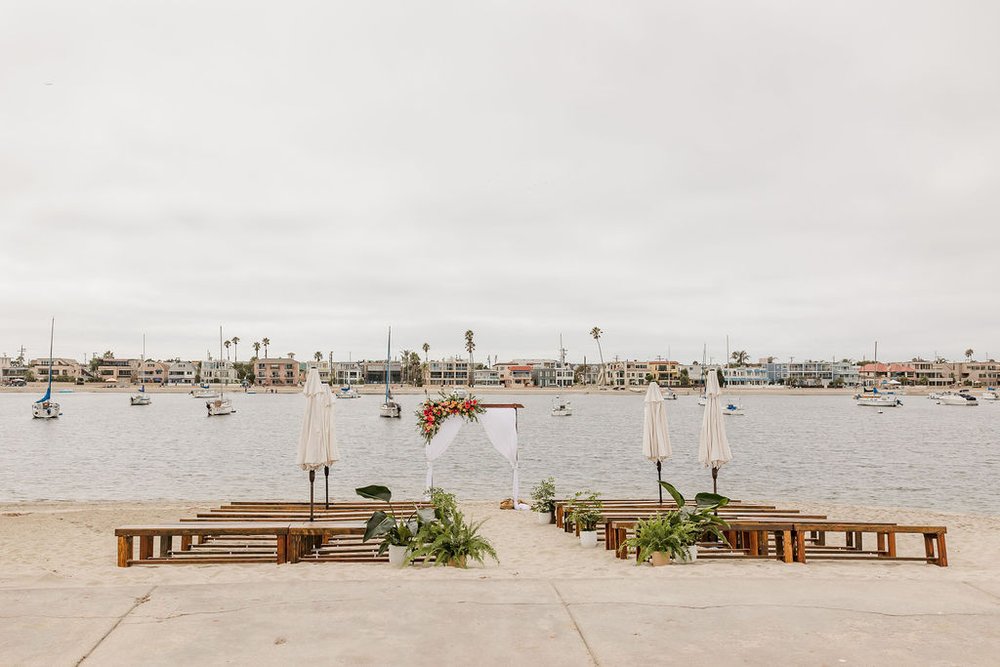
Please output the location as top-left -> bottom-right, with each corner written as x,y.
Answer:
356,484 -> 435,553
567,490 -> 603,531
407,508 -> 498,568
530,477 -> 557,513
427,487 -> 458,522
622,482 -> 731,563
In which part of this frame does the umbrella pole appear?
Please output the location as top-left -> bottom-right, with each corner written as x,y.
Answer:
309,469 -> 316,522
712,466 -> 718,495
324,465 -> 330,509
656,460 -> 662,504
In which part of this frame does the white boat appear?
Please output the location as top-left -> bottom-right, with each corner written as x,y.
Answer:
130,392 -> 151,406
855,389 -> 902,407
980,388 -> 999,401
937,391 -> 978,406
661,388 -> 678,400
379,326 -> 402,419
722,402 -> 745,416
551,396 -> 573,417
450,386 -> 469,399
927,392 -> 943,400
206,326 -> 236,416
336,385 -> 360,399
192,389 -> 220,399
628,386 -> 645,394
697,395 -> 707,406
32,318 -> 61,420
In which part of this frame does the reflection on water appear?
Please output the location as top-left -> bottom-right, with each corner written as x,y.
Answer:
1,392 -> 997,513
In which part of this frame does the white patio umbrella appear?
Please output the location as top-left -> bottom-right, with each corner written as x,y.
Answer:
296,368 -> 339,521
698,368 -> 733,494
642,381 -> 672,503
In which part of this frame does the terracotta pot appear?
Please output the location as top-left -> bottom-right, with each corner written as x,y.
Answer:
650,551 -> 671,567
580,530 -> 598,548
447,555 -> 468,568
536,511 -> 552,525
387,544 -> 409,567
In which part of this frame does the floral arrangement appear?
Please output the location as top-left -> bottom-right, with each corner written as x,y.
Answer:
416,393 -> 486,444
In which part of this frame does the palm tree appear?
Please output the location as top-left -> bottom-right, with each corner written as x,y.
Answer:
224,339 -> 231,360
464,330 -> 475,386
252,341 -> 261,359
590,327 -> 605,386
965,348 -> 974,361
400,349 -> 411,384
422,342 -> 429,363
230,336 -> 240,362
262,337 -> 270,358
731,350 -> 750,366
314,351 -> 322,362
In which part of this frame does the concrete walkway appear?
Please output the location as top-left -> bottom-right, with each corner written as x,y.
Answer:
3,577 -> 999,666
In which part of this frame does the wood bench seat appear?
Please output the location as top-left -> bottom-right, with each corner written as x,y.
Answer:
115,523 -> 292,567
791,522 -> 948,566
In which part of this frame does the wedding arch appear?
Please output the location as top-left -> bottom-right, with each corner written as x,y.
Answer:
422,402 -> 525,507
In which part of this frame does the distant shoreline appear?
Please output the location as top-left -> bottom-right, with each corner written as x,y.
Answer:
0,383 -> 956,397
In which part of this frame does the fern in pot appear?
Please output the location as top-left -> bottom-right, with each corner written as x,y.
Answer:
657,481 -> 731,563
408,508 -> 499,568
567,491 -> 603,548
530,477 -> 557,524
356,484 -> 436,566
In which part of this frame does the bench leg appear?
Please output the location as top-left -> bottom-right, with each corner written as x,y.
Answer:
855,532 -> 863,551
924,534 -> 934,561
117,536 -> 133,567
748,530 -> 759,556
887,533 -> 897,557
276,535 -> 287,565
138,536 -> 153,561
795,530 -> 806,564
180,535 -> 192,551
936,534 -> 948,567
877,532 -> 886,556
782,530 -> 794,563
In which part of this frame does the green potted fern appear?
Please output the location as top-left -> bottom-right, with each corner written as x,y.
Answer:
623,482 -> 730,564
530,477 -> 557,524
407,508 -> 499,568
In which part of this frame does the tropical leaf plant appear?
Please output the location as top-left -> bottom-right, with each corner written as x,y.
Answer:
356,484 -> 436,554
406,508 -> 498,568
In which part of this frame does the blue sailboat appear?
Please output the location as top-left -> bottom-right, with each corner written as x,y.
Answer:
32,318 -> 61,419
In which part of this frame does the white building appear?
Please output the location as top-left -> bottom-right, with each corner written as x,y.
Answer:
201,359 -> 237,384
306,360 -> 333,383
168,361 -> 198,385
722,366 -> 769,386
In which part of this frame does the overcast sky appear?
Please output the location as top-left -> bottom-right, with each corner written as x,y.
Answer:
1,1 -> 998,364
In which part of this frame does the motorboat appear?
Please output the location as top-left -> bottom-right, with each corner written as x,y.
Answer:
980,388 -> 999,401
927,392 -> 943,400
551,396 -> 573,417
336,385 -> 360,399
450,386 -> 469,399
629,386 -> 645,394
697,395 -> 707,406
661,388 -> 678,400
192,388 -> 220,399
722,402 -> 745,416
379,327 -> 402,418
937,391 -> 978,406
130,394 -> 151,406
32,318 -> 61,419
855,388 -> 902,407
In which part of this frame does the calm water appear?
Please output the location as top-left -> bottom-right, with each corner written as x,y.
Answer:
1,391 -> 998,513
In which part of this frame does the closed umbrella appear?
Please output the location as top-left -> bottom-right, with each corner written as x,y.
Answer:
296,368 -> 339,521
642,381 -> 672,503
698,368 -> 733,494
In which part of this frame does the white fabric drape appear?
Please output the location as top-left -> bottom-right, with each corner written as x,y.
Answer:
699,369 -> 733,469
642,381 -> 672,462
425,417 -> 465,490
296,369 -> 339,471
479,408 -> 520,508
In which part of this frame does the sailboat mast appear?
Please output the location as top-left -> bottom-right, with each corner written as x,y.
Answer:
385,326 -> 391,399
47,318 -> 54,394
219,326 -> 225,398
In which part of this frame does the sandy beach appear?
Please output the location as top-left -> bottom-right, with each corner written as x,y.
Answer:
2,500 -> 999,665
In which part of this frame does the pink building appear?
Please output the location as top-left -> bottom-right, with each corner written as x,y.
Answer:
254,358 -> 301,386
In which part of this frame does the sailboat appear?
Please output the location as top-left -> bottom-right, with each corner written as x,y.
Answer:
32,318 -> 62,419
131,334 -> 152,405
379,326 -> 401,418
206,326 -> 235,416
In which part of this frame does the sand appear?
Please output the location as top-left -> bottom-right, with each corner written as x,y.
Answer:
1,500 -> 999,665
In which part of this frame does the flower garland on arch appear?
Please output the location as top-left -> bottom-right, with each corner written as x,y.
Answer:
416,392 -> 486,444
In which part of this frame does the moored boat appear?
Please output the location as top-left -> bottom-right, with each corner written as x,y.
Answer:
722,402 -> 745,416
980,388 -> 999,401
379,326 -> 401,418
32,318 -> 61,420
551,396 -> 573,416
937,391 -> 978,406
855,388 -> 902,407
336,386 -> 360,399
206,326 -> 235,416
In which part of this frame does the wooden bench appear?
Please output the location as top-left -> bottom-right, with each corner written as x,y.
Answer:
115,523 -> 292,567
609,518 -> 800,564
286,521 -> 368,563
792,522 -> 948,566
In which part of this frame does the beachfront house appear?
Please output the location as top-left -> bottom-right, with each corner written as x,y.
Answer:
97,357 -> 139,384
427,358 -> 473,386
493,363 -> 533,388
201,359 -> 238,385
331,361 -> 362,386
29,357 -> 83,381
362,360 -> 402,384
167,361 -> 198,385
722,366 -> 769,386
604,360 -> 650,387
473,368 -> 502,386
254,357 -> 301,386
138,360 -> 170,385
305,360 -> 333,383
648,360 -> 680,386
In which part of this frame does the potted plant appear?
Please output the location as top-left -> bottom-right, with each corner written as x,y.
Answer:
621,513 -> 694,566
530,477 -> 557,524
567,491 -> 603,548
658,482 -> 731,564
407,508 -> 499,568
356,484 -> 436,566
